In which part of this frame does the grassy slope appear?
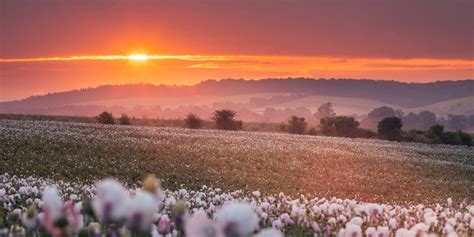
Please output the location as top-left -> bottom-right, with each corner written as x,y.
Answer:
1,119 -> 473,204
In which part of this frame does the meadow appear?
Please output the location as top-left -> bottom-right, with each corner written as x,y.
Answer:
1,119 -> 472,204
1,119 -> 474,236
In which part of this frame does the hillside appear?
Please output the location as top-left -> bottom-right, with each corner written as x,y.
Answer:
1,79 -> 473,117
407,96 -> 474,116
1,119 -> 473,203
257,95 -> 400,115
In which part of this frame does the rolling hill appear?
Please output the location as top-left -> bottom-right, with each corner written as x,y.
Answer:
0,78 -> 472,117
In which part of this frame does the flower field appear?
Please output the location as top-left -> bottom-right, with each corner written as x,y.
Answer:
1,119 -> 474,236
1,174 -> 473,237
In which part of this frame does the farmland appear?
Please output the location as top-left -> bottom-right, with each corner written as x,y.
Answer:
1,119 -> 473,204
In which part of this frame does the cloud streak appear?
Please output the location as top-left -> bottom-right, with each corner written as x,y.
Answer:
1,55 -> 472,72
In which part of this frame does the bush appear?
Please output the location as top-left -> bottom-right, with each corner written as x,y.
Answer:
441,132 -> 463,145
212,110 -> 243,131
287,116 -> 307,134
377,117 -> 402,141
96,112 -> 115,125
320,116 -> 360,137
184,113 -> 203,129
307,127 -> 318,136
457,131 -> 473,146
118,113 -> 132,125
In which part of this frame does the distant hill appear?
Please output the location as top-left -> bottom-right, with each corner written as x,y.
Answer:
1,78 -> 473,115
407,96 -> 474,116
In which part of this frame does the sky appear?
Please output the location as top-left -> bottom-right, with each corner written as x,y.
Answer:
1,0 -> 473,101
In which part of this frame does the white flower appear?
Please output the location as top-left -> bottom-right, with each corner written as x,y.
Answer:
256,228 -> 283,237
376,226 -> 389,237
345,224 -> 361,237
216,203 -> 258,237
185,211 -> 222,237
271,219 -> 282,229
365,227 -> 376,237
127,191 -> 159,232
348,216 -> 363,226
447,198 -> 453,207
93,179 -> 130,223
252,191 -> 261,198
42,187 -> 63,221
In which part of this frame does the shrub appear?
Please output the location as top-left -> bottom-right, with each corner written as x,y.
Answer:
307,127 -> 318,136
118,113 -> 132,125
457,131 -> 473,146
212,110 -> 243,131
96,112 -> 115,125
287,116 -> 307,134
320,116 -> 360,137
184,113 -> 203,129
441,132 -> 463,145
377,117 -> 402,141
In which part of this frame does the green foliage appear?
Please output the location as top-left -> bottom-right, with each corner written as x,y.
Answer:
378,117 -> 403,141
96,111 -> 115,125
287,116 -> 307,134
212,110 -> 243,131
184,113 -> 204,129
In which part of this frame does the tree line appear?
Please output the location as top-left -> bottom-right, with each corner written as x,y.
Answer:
96,104 -> 472,146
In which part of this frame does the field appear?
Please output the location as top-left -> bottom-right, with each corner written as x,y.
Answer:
1,119 -> 473,204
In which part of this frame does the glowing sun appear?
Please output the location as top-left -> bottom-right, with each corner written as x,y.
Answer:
128,54 -> 149,61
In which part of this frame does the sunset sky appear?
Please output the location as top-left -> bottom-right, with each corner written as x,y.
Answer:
1,0 -> 473,101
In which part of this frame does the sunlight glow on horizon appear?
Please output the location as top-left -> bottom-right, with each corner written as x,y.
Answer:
128,54 -> 149,61
0,54 -> 472,71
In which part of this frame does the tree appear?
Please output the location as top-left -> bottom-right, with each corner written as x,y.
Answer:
377,117 -> 403,141
287,116 -> 307,134
418,111 -> 437,130
212,110 -> 243,131
314,102 -> 336,123
361,106 -> 397,129
368,106 -> 397,121
96,111 -> 115,124
118,113 -> 131,125
185,113 -> 203,129
320,116 -> 360,137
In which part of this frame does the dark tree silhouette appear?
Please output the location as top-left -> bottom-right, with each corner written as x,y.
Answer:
96,111 -> 115,124
378,117 -> 403,141
320,116 -> 360,137
212,110 -> 243,130
185,113 -> 203,129
118,113 -> 131,125
287,116 -> 307,134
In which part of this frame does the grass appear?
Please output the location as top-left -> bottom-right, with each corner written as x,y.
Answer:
1,119 -> 473,204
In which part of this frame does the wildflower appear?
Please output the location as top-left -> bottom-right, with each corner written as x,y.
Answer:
447,198 -> 453,207
376,226 -> 389,237
252,191 -> 261,198
185,211 -> 222,237
126,191 -> 159,233
365,227 -> 376,237
157,215 -> 171,235
256,228 -> 283,237
143,175 -> 161,194
93,179 -> 130,223
345,224 -> 361,237
21,205 -> 38,229
216,203 -> 258,237
42,187 -> 63,222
